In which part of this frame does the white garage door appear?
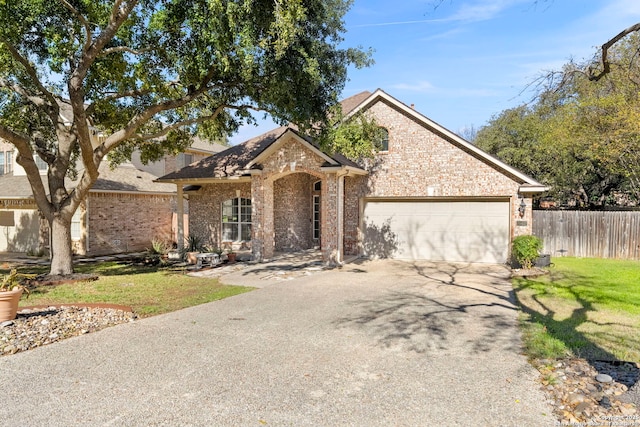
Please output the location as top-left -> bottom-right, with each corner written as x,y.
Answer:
362,200 -> 510,263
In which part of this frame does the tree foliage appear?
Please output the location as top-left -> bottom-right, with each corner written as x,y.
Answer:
475,33 -> 640,208
0,0 -> 371,274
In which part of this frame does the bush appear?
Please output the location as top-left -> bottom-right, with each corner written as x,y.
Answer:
512,235 -> 543,269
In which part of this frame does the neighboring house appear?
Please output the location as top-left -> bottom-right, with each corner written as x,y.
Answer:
0,137 -> 225,255
157,89 -> 547,265
131,137 -> 228,177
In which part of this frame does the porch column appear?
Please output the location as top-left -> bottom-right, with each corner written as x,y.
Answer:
321,172 -> 341,264
176,184 -> 184,250
251,174 -> 275,261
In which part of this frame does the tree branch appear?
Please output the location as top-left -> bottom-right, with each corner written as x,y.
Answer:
0,78 -> 50,107
0,38 -> 58,113
588,22 -> 640,82
68,0 -> 139,181
0,125 -> 53,217
58,0 -> 92,53
99,46 -> 151,57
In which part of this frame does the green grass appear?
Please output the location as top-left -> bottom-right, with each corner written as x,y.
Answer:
1,261 -> 254,317
514,257 -> 640,362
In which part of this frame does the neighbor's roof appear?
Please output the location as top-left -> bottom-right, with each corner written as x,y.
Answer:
156,92 -> 372,183
0,163 -> 175,200
84,163 -> 176,193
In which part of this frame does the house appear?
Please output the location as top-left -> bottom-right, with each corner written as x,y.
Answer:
0,137 -> 226,255
157,89 -> 547,264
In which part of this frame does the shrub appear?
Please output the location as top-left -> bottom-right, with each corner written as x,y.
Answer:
149,237 -> 169,255
512,235 -> 543,269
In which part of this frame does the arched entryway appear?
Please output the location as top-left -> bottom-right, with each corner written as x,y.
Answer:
272,172 -> 322,252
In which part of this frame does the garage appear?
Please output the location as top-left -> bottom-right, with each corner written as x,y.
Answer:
361,199 -> 511,264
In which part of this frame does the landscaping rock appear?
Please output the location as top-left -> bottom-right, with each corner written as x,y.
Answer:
0,306 -> 136,356
535,358 -> 639,424
596,373 -> 613,383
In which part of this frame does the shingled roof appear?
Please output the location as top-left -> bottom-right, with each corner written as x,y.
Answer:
156,92 -> 372,183
0,163 -> 175,200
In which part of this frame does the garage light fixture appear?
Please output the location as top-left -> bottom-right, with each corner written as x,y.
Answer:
518,197 -> 526,218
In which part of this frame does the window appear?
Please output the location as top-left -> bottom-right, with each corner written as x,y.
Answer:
177,153 -> 193,169
0,211 -> 14,227
70,208 -> 82,241
313,195 -> 320,240
34,154 -> 48,171
0,152 -> 4,175
378,127 -> 389,152
222,197 -> 252,242
5,151 -> 12,174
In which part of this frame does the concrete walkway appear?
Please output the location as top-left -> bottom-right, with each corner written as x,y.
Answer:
0,259 -> 554,426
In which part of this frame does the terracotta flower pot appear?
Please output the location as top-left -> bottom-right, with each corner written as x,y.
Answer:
186,252 -> 200,264
0,288 -> 23,322
227,253 -> 237,263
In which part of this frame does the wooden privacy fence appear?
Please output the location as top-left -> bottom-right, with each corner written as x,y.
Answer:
533,210 -> 640,260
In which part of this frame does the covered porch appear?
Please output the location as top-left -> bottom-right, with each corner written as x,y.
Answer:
159,127 -> 367,265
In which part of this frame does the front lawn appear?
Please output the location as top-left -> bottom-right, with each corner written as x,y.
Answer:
1,261 -> 254,317
514,257 -> 640,362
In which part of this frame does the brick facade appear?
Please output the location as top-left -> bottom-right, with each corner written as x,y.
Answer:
273,173 -> 316,251
188,182 -> 252,249
342,98 -> 533,254
180,92 -> 541,264
84,192 -> 175,255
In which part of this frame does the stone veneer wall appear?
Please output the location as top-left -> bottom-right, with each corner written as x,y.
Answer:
273,173 -> 315,251
188,182 -> 252,248
86,192 -> 175,255
254,135 -> 336,261
341,99 -> 532,254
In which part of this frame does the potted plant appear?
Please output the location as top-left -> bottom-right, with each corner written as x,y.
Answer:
226,249 -> 237,263
183,234 -> 204,264
0,269 -> 34,322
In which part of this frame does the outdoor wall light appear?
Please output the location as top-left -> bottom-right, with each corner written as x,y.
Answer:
290,161 -> 296,172
518,197 -> 526,218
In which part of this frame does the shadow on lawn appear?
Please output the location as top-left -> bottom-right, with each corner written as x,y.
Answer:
334,260 -> 522,355
514,270 -> 640,363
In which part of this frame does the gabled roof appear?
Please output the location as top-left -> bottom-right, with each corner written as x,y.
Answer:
156,92 -> 373,183
156,89 -> 546,191
156,122 -> 367,183
347,89 -> 546,190
157,126 -> 289,182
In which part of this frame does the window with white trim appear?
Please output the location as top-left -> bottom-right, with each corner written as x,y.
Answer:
34,154 -> 48,171
0,152 -> 4,175
70,208 -> 82,241
5,151 -> 12,174
222,197 -> 252,242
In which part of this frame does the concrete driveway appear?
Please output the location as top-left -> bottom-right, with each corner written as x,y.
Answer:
0,260 -> 554,426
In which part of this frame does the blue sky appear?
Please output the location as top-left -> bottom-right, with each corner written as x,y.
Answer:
230,0 -> 640,144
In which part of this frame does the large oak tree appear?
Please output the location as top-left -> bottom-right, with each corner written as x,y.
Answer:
0,0 -> 370,275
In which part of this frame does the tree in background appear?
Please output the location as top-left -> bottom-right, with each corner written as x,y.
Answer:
0,0 -> 371,275
475,33 -> 640,208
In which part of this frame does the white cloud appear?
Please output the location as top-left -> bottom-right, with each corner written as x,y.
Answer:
390,81 -> 436,93
448,0 -> 527,23
390,81 -> 498,98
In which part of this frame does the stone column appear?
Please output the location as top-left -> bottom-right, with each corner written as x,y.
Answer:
251,174 -> 275,261
177,184 -> 184,250
321,173 -> 340,264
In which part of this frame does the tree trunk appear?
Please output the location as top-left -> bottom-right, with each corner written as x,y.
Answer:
49,215 -> 74,276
